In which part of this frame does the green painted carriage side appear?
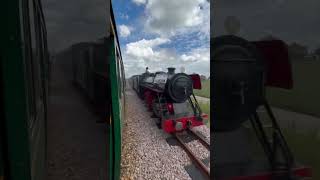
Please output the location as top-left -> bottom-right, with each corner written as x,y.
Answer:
1,0 -> 32,179
108,35 -> 123,180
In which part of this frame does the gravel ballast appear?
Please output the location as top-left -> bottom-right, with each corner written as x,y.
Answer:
121,87 -> 210,179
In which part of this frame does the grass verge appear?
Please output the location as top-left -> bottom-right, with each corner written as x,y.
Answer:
245,124 -> 319,179
282,129 -> 320,179
194,79 -> 210,98
266,60 -> 320,117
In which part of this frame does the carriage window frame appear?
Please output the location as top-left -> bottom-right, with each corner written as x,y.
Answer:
120,54 -> 125,93
24,0 -> 38,121
25,0 -> 44,126
38,17 -> 47,82
34,4 -> 45,101
115,45 -> 122,98
19,0 -> 35,120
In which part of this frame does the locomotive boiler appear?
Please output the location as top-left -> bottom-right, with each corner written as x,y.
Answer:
131,67 -> 208,133
212,35 -> 312,179
143,67 -> 194,103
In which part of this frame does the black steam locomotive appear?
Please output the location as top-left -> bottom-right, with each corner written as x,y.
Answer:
212,35 -> 312,179
130,67 -> 207,133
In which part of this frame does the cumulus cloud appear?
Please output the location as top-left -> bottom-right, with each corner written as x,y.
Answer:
119,25 -> 132,37
115,0 -> 210,78
181,48 -> 210,63
144,0 -> 209,37
132,0 -> 147,5
126,38 -> 170,57
123,38 -> 209,77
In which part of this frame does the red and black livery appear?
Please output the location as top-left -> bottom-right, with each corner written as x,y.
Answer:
212,35 -> 312,180
130,67 -> 208,133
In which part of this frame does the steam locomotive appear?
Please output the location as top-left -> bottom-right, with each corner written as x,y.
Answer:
212,35 -> 312,179
130,67 -> 208,133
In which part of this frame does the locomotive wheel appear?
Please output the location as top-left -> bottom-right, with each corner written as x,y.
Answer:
151,98 -> 163,128
152,98 -> 161,118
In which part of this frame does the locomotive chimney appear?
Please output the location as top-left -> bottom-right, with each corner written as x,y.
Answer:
167,67 -> 176,74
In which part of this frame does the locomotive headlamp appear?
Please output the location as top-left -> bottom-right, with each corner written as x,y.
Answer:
175,121 -> 183,131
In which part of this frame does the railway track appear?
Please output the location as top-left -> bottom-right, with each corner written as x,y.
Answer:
173,128 -> 210,180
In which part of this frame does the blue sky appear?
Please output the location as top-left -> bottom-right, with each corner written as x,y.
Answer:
112,0 -> 210,77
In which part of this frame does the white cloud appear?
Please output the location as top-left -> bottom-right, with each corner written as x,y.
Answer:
144,0 -> 209,37
120,0 -> 210,78
126,38 -> 170,60
181,48 -> 209,63
132,0 -> 146,5
119,25 -> 132,37
123,38 -> 209,77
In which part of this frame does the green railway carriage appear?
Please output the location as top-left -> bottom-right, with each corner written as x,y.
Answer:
1,0 -> 125,179
1,0 -> 49,180
109,4 -> 126,179
69,14 -> 126,179
68,4 -> 125,179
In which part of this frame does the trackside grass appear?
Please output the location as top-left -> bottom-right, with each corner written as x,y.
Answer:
198,102 -> 210,127
282,129 -> 320,179
266,60 -> 320,117
194,79 -> 210,98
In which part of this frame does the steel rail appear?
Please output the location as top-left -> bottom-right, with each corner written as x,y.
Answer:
173,133 -> 210,179
187,128 -> 210,150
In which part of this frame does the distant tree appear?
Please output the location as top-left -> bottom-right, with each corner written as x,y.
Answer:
260,35 -> 279,41
288,42 -> 308,59
200,75 -> 207,80
314,47 -> 320,56
313,48 -> 320,61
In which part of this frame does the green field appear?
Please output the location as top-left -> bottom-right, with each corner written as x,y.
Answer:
245,125 -> 319,179
283,129 -> 320,179
252,60 -> 320,178
266,60 -> 320,117
194,79 -> 210,98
